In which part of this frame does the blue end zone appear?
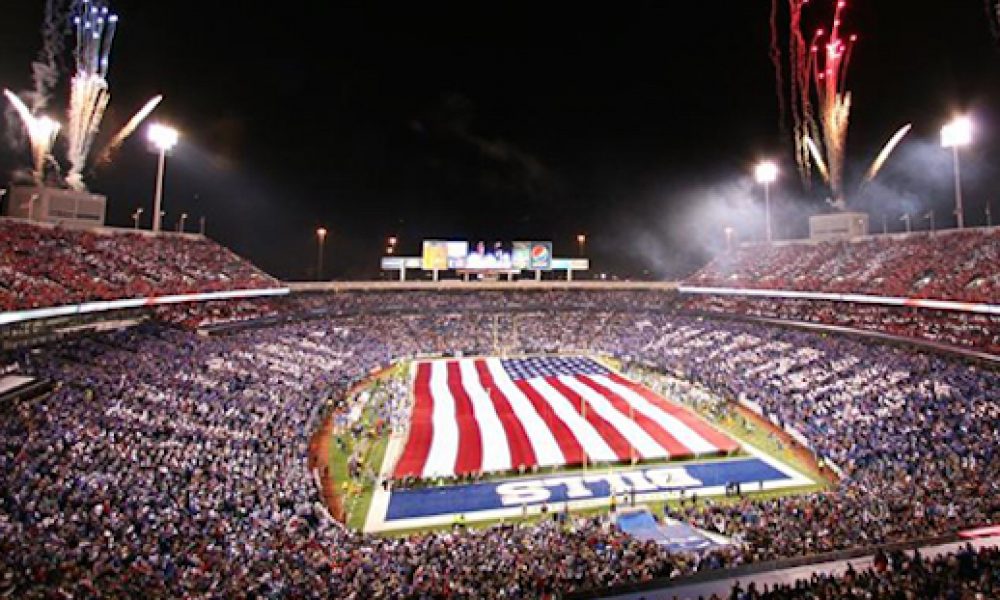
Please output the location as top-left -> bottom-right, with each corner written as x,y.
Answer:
386,457 -> 790,521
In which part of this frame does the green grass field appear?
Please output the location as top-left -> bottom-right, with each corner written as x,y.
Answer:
327,360 -> 829,534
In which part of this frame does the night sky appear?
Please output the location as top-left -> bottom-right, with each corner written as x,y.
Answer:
1,2 -> 999,280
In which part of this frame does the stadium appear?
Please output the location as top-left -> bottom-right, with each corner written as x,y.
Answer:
2,2 -> 1000,599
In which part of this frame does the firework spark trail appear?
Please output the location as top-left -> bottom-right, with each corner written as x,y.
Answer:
810,0 -> 857,203
96,94 -> 163,165
804,134 -> 830,183
770,0 -> 787,131
862,123 -> 912,184
786,0 -> 819,184
4,89 -> 61,182
65,0 -> 118,191
779,0 -> 856,202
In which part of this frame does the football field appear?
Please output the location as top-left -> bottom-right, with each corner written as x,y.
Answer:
362,356 -> 815,533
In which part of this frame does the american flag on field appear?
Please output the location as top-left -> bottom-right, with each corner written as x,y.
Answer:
393,356 -> 739,479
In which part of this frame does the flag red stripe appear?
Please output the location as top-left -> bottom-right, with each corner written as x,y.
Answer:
607,373 -> 740,453
394,362 -> 434,478
577,375 -> 692,458
514,380 -> 586,465
447,361 -> 484,475
544,376 -> 632,461
475,360 -> 536,470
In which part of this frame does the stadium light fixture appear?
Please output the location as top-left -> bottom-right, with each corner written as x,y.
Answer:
148,123 -> 179,151
724,226 -> 734,253
754,160 -> 778,243
576,233 -> 586,257
147,123 -> 179,233
941,116 -> 972,229
754,161 -> 778,184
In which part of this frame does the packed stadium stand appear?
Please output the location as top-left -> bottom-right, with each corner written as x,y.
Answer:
2,300 -> 999,597
684,296 -> 1000,355
0,219 -> 279,312
737,543 -> 1000,599
687,227 -> 999,302
1,224 -> 998,598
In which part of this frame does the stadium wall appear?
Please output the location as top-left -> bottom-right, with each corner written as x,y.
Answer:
679,285 -> 1000,316
288,280 -> 679,292
0,287 -> 290,327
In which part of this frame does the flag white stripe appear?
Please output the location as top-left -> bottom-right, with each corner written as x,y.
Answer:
422,360 -> 459,477
557,375 -> 668,459
589,374 -> 719,455
529,378 -> 617,462
459,359 -> 511,472
485,358 -> 565,467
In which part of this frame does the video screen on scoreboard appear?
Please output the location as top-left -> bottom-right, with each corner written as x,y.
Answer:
422,240 -> 553,271
422,240 -> 468,270
463,240 -> 513,270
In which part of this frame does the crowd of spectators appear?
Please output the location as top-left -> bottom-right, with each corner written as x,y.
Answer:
687,228 -> 1000,303
726,544 -> 1000,599
0,219 -> 279,312
1,292 -> 998,597
616,315 -> 1000,563
685,295 -> 1000,355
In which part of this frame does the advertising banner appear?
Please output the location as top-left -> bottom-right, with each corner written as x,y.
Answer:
512,241 -> 531,270
528,241 -> 552,270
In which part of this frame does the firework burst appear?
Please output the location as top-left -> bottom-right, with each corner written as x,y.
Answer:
4,89 -> 61,183
772,1 -> 911,207
65,0 -> 118,191
775,0 -> 858,203
96,94 -> 163,166
862,123 -> 912,184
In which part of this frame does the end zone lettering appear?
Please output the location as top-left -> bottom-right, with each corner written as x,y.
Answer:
495,467 -> 703,507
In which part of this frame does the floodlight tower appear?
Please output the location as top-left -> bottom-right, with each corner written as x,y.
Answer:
316,227 -> 328,280
755,160 -> 778,243
147,124 -> 179,233
941,116 -> 972,229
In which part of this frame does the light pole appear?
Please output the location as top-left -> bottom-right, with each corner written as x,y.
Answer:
132,207 -> 144,229
901,213 -> 912,233
147,123 -> 179,233
987,202 -> 993,227
28,193 -> 40,221
755,160 -> 778,243
724,226 -> 734,253
178,212 -> 188,233
316,227 -> 328,280
576,233 -> 586,257
941,116 -> 972,229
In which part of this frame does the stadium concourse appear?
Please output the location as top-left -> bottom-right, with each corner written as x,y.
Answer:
0,222 -> 998,598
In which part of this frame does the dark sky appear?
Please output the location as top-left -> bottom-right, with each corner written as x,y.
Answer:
1,1 -> 999,280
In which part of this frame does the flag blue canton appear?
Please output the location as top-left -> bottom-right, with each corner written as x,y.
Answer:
500,356 -> 609,382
